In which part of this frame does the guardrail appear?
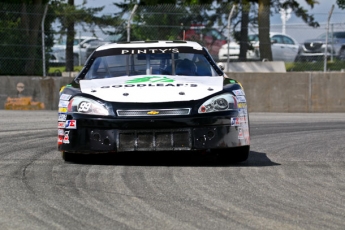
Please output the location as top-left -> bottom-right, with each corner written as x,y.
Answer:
0,72 -> 344,112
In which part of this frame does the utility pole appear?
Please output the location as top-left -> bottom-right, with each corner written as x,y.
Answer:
226,4 -> 236,72
127,5 -> 138,42
324,5 -> 334,73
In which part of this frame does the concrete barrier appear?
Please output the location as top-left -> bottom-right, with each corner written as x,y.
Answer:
0,72 -> 344,112
0,76 -> 71,110
231,72 -> 345,112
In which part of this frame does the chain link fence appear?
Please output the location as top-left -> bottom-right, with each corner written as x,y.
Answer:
1,2 -> 344,76
0,3 -> 50,76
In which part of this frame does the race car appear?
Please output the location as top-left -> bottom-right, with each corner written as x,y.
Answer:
58,40 -> 250,163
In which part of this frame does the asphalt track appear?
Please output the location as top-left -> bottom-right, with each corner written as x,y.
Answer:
0,110 -> 344,230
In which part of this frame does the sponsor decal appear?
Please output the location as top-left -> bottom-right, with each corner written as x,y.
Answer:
233,89 -> 245,96
59,86 -> 66,93
231,117 -> 246,126
244,129 -> 250,139
58,122 -> 65,128
58,129 -> 65,136
109,83 -> 197,89
231,117 -> 240,126
237,103 -> 247,109
121,48 -> 179,55
65,120 -> 77,129
98,77 -> 199,88
58,136 -> 63,145
240,117 -> 247,124
63,131 -> 70,144
126,76 -> 174,84
238,127 -> 244,139
58,100 -> 69,108
236,95 -> 246,103
60,94 -> 72,101
147,110 -> 159,115
227,79 -> 237,84
58,113 -> 67,121
59,107 -> 68,113
238,108 -> 247,116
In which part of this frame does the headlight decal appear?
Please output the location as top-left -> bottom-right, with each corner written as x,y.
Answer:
68,96 -> 113,116
198,93 -> 238,114
78,101 -> 92,112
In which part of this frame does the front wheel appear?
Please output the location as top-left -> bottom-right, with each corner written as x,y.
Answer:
338,48 -> 345,61
61,151 -> 78,162
216,146 -> 250,164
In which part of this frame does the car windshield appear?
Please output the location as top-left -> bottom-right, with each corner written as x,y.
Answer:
248,34 -> 259,42
55,38 -> 88,46
85,52 -> 218,79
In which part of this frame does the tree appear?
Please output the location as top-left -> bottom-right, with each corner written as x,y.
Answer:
66,0 -> 75,72
50,0 -> 122,71
0,0 -> 51,75
239,0 -> 251,61
337,0 -> 345,9
113,0 -> 215,42
257,0 -> 319,61
232,0 -> 318,61
113,0 -> 320,62
257,0 -> 272,61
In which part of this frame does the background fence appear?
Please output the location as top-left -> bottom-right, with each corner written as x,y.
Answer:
1,2 -> 344,76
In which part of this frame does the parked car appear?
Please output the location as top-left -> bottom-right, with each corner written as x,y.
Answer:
296,31 -> 345,62
183,26 -> 227,61
85,34 -> 125,59
218,41 -> 241,61
218,32 -> 299,62
57,40 -> 250,163
49,36 -> 104,66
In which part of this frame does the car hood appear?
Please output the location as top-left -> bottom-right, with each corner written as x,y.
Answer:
80,75 -> 224,103
304,38 -> 327,44
220,42 -> 240,49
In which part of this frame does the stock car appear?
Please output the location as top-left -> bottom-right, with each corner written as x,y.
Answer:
57,40 -> 250,163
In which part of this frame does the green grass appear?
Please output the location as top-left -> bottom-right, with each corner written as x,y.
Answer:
286,60 -> 345,72
48,66 -> 83,75
48,61 -> 345,75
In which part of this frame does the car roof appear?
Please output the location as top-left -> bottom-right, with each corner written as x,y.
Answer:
95,40 -> 204,52
248,32 -> 297,43
249,32 -> 293,37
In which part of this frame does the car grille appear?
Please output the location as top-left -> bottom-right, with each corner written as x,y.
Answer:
117,129 -> 191,151
117,108 -> 190,117
304,42 -> 323,51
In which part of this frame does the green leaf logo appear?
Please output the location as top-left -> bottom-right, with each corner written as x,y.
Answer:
125,76 -> 175,84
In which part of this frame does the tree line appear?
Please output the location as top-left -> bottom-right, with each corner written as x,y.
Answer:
1,0 -> 343,75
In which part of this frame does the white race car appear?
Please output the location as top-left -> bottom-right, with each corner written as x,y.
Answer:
58,40 -> 250,163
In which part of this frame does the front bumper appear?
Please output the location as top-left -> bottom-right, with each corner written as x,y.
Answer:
58,114 -> 250,154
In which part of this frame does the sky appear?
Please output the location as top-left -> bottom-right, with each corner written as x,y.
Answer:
73,0 -> 344,43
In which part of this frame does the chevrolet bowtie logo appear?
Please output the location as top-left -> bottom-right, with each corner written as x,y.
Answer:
147,110 -> 159,115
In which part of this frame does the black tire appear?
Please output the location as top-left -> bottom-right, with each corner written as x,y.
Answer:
216,146 -> 250,164
61,151 -> 78,162
294,55 -> 301,62
339,48 -> 345,61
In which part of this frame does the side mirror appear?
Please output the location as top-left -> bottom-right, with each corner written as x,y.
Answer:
271,39 -> 277,44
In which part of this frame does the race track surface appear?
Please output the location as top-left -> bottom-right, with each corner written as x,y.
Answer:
0,111 -> 344,229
